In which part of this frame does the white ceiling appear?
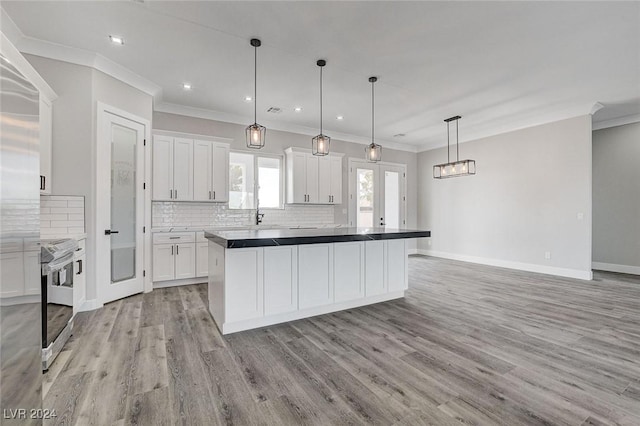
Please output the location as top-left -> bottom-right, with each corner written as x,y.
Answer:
2,1 -> 639,151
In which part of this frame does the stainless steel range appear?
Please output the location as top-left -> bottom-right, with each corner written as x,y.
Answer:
40,238 -> 78,370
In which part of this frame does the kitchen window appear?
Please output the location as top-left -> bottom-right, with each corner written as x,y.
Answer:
229,152 -> 283,209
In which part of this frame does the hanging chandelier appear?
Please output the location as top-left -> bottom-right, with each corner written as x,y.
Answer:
365,76 -> 382,162
433,115 -> 476,179
312,59 -> 330,156
246,38 -> 266,149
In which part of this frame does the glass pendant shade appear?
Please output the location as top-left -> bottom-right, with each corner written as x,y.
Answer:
246,123 -> 266,149
433,115 -> 476,179
312,134 -> 330,156
433,159 -> 476,178
366,142 -> 382,162
246,38 -> 266,149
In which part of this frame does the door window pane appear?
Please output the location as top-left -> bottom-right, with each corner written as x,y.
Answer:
384,171 -> 400,229
257,157 -> 281,208
357,168 -> 374,228
229,152 -> 255,209
111,123 -> 136,283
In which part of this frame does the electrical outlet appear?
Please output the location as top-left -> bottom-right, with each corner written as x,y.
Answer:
427,240 -> 432,246
544,251 -> 551,260
577,212 -> 584,220
342,209 -> 347,214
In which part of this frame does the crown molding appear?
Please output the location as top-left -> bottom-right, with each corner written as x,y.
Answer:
154,102 -> 420,153
592,113 -> 640,131
416,102 -> 602,153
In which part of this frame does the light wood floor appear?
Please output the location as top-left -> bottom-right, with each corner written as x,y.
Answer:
43,256 -> 640,425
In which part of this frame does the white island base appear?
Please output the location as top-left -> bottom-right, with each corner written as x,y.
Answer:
208,239 -> 409,335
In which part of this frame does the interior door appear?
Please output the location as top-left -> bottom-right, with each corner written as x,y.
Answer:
103,112 -> 145,303
349,160 -> 406,229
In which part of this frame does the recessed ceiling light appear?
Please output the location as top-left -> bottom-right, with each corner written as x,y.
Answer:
109,35 -> 124,45
294,107 -> 302,112
336,115 -> 344,120
244,96 -> 253,102
182,83 -> 192,90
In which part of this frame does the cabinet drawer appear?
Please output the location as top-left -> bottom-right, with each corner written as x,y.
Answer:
153,232 -> 195,244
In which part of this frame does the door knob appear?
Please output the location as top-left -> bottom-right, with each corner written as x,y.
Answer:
104,229 -> 120,235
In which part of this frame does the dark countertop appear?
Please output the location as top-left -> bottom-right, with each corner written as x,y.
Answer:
205,227 -> 431,248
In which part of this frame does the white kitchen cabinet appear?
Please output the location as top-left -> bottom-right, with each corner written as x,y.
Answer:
39,95 -> 53,194
175,243 -> 196,280
0,252 -> 25,298
193,140 -> 213,201
226,247 -> 264,322
386,239 -> 408,292
73,252 -> 86,315
196,242 -> 209,278
264,246 -> 298,315
24,250 -> 41,296
211,143 -> 229,202
298,243 -> 333,309
172,138 -> 193,201
152,244 -> 175,282
334,242 -> 365,302
193,140 -> 229,202
152,135 -> 174,201
285,147 -> 343,204
365,240 -> 386,296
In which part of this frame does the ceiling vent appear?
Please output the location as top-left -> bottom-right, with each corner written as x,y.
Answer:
266,107 -> 282,114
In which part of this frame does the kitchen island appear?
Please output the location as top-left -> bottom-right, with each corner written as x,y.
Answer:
205,227 -> 430,334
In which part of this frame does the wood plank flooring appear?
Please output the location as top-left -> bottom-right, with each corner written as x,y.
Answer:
43,256 -> 640,425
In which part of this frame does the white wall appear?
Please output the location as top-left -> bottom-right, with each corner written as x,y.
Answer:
25,54 -> 153,305
592,122 -> 640,274
152,112 -> 419,242
417,115 -> 593,279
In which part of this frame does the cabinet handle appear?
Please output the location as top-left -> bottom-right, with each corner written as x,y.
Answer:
76,259 -> 83,275
209,190 -> 212,200
40,175 -> 45,191
213,191 -> 216,200
175,189 -> 178,199
176,245 -> 179,255
171,245 -> 173,255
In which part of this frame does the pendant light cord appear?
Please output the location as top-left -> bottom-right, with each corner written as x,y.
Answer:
456,119 -> 459,162
320,65 -> 323,135
254,45 -> 257,124
447,121 -> 450,163
371,79 -> 375,144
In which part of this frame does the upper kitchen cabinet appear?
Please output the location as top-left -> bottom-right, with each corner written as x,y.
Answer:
39,95 -> 53,194
152,133 -> 230,202
193,139 -> 229,202
285,147 -> 343,205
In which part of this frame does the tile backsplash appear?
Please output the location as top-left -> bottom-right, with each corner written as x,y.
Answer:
40,195 -> 85,235
152,202 -> 336,229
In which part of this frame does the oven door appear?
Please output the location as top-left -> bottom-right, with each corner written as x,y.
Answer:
46,256 -> 74,306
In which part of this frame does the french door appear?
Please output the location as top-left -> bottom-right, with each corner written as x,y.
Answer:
349,159 -> 406,229
99,110 -> 146,303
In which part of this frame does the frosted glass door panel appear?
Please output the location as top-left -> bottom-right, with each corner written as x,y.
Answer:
357,168 -> 375,228
111,123 -> 137,283
384,171 -> 400,229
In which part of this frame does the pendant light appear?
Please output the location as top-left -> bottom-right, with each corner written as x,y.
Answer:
433,115 -> 476,179
246,38 -> 266,149
365,76 -> 382,162
312,59 -> 330,156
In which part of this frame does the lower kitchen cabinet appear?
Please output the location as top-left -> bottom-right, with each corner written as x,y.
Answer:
298,243 -> 334,309
387,239 -> 408,292
365,240 -> 386,296
264,246 -> 298,315
152,243 -> 195,282
196,242 -> 209,278
226,247 -> 264,322
334,241 -> 365,302
0,252 -> 24,298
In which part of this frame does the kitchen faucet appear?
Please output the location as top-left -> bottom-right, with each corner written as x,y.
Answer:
256,199 -> 264,225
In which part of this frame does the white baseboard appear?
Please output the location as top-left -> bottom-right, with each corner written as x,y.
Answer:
78,298 -> 103,312
153,277 -> 208,289
592,262 -> 640,276
408,248 -> 419,255
417,249 -> 593,280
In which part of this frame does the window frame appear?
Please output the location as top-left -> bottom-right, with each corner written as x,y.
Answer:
228,149 -> 285,211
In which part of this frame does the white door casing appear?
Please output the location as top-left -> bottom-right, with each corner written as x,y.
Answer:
97,103 -> 150,305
